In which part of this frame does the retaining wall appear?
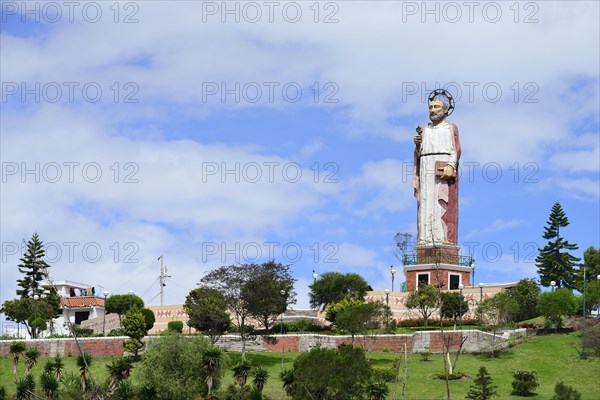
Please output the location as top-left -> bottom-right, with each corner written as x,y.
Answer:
1,330 -> 511,357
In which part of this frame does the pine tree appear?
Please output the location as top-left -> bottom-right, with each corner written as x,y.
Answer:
465,366 -> 498,400
16,233 -> 50,298
536,202 -> 580,289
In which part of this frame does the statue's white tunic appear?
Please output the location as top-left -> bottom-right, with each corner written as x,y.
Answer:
416,122 -> 457,244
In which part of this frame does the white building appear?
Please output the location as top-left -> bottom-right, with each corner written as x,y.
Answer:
49,280 -> 107,335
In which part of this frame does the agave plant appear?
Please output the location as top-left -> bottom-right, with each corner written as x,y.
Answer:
24,347 -> 40,375
280,368 -> 295,397
232,361 -> 252,387
76,352 -> 93,392
252,366 -> 269,393
9,342 -> 27,384
202,347 -> 224,395
15,374 -> 35,400
52,354 -> 64,380
39,371 -> 59,400
366,379 -> 390,400
106,356 -> 134,389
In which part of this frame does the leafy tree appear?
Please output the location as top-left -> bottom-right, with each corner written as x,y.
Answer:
465,366 -> 498,400
184,287 -> 230,342
167,320 -> 184,333
478,292 -> 518,334
325,296 -> 364,324
440,291 -> 467,325
506,279 -> 541,321
405,284 -> 440,325
137,335 -> 221,400
537,288 -> 577,331
200,261 -> 296,361
291,345 -> 372,400
335,301 -> 388,343
580,246 -> 600,283
105,294 -> 144,324
242,260 -> 296,332
122,307 -> 147,357
309,272 -> 370,310
1,299 -> 33,336
140,308 -> 155,332
536,202 -> 580,289
584,280 -> 600,314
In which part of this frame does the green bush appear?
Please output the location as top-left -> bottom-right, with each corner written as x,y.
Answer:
168,320 -> 184,333
511,371 -> 539,396
137,335 -> 225,399
108,328 -> 126,337
551,382 -> 582,400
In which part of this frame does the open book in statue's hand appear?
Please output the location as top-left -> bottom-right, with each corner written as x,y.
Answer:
436,161 -> 456,179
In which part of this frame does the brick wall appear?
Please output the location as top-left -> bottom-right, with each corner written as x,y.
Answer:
0,330 -> 510,357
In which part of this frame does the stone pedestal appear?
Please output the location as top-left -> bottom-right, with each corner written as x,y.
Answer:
404,244 -> 472,292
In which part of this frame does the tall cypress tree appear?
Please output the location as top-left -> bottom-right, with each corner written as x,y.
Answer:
536,202 -> 580,289
16,232 -> 50,298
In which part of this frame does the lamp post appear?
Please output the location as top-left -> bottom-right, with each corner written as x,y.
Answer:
470,261 -> 476,288
478,283 -> 484,328
102,291 -> 109,336
390,266 -> 396,292
580,265 -> 586,360
33,294 -> 39,339
280,289 -> 286,370
384,289 -> 390,333
550,281 -> 556,292
128,290 -> 134,308
459,284 -> 464,330
312,270 -> 318,284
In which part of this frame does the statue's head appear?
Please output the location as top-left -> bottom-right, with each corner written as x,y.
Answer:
428,99 -> 448,123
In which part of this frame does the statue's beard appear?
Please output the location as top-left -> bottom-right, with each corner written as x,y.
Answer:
430,112 -> 445,122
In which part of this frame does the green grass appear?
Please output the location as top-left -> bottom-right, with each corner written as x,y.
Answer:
1,333 -> 599,399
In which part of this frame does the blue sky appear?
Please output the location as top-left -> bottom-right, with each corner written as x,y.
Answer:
1,2 -> 599,323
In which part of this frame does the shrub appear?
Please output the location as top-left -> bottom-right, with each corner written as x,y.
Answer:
511,371 -> 539,396
582,323 -> 600,357
137,335 -> 222,399
168,320 -> 184,333
435,372 -> 465,380
551,382 -> 582,400
73,326 -> 94,337
108,328 -> 126,337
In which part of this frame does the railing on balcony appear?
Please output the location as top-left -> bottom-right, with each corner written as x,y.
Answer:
403,254 -> 474,267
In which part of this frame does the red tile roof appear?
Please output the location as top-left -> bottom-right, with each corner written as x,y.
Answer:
61,297 -> 105,308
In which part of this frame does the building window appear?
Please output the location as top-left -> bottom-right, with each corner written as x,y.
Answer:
449,274 -> 461,290
417,273 -> 429,287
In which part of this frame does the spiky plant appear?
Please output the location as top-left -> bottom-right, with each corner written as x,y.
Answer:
9,342 -> 27,383
24,347 -> 40,375
232,361 -> 252,387
39,371 -> 59,400
252,366 -> 269,393
202,347 -> 224,395
76,352 -> 93,392
280,368 -> 295,397
52,354 -> 64,380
